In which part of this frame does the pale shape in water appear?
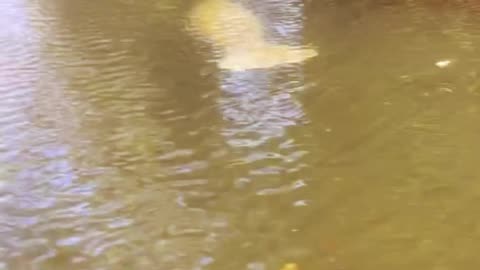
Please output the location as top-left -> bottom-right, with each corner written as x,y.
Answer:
188,0 -> 318,70
435,59 -> 452,68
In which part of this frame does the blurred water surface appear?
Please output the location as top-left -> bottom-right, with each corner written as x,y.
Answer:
1,0 -> 480,269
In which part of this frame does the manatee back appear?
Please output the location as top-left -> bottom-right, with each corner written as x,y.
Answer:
188,0 -> 266,48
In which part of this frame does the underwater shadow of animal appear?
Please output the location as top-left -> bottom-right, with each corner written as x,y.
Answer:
188,0 -> 318,71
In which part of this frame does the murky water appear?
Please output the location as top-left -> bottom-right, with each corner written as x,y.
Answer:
1,0 -> 480,269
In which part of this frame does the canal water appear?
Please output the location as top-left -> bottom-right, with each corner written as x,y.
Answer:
1,0 -> 480,269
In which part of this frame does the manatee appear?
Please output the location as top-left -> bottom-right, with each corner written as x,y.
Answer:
188,0 -> 317,71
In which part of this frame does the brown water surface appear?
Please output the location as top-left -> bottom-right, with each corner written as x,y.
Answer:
1,0 -> 480,269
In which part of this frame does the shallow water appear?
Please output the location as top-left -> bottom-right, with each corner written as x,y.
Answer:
1,0 -> 480,269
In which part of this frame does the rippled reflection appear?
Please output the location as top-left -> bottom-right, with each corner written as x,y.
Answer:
218,70 -> 306,148
206,2 -> 314,269
0,0 -> 127,268
216,0 -> 309,148
2,0 -> 480,269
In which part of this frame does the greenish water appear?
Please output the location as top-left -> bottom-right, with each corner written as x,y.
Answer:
1,0 -> 480,269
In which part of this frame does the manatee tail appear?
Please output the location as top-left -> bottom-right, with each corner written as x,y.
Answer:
219,44 -> 318,71
275,45 -> 318,64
